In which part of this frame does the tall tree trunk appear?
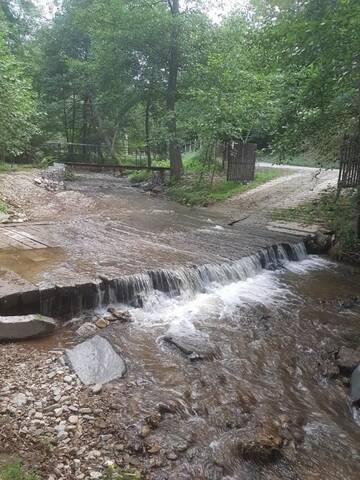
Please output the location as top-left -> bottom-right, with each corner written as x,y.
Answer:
167,0 -> 182,181
145,97 -> 152,168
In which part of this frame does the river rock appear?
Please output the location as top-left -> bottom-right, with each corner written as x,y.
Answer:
351,365 -> 360,407
95,318 -> 109,329
305,231 -> 332,254
107,307 -> 132,323
336,346 -> 360,376
76,322 -> 97,338
0,314 -> 56,341
213,420 -> 284,466
66,335 -> 126,385
163,334 -> 219,361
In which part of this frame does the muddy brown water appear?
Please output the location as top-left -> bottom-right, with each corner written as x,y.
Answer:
26,253 -> 360,479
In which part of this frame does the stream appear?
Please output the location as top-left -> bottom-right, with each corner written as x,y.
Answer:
33,245 -> 360,479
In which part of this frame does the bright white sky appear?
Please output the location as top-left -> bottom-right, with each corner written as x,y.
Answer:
34,0 -> 249,22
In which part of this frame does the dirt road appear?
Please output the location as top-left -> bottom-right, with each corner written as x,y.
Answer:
209,163 -> 338,222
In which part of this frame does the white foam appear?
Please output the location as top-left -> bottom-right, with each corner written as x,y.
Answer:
129,256 -> 331,336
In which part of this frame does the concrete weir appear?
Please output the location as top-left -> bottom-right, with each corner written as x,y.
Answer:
0,241 -> 309,319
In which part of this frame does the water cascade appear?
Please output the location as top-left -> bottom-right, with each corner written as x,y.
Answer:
95,242 -> 308,310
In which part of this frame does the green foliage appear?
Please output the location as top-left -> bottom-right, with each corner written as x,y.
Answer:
260,0 -> 360,162
104,466 -> 141,480
273,189 -> 360,255
128,170 -> 152,184
0,462 -> 39,480
168,168 -> 282,206
0,9 -> 39,158
0,199 -> 8,213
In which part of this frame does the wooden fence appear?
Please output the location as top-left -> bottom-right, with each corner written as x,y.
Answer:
338,137 -> 360,191
224,142 -> 257,182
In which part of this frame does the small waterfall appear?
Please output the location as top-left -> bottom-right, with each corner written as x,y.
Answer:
0,241 -> 309,318
99,242 -> 308,310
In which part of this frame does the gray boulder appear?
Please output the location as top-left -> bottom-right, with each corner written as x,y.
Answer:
66,335 -> 126,385
0,314 -> 56,341
351,365 -> 360,407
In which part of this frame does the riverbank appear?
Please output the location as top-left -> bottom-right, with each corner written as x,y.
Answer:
273,188 -> 360,263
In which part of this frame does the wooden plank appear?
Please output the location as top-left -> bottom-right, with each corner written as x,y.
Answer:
14,230 -> 50,248
1,230 -> 47,249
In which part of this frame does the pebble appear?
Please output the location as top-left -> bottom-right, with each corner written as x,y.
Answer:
69,415 -> 79,425
91,384 -> 102,394
79,407 -> 92,414
12,393 -> 27,407
89,472 -> 102,479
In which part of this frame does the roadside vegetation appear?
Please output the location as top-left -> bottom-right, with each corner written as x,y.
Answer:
0,461 -> 38,480
273,189 -> 360,260
168,168 -> 282,206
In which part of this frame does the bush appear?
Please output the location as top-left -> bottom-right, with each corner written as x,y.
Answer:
128,170 -> 151,184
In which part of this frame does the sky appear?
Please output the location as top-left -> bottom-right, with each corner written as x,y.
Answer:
34,0 -> 249,22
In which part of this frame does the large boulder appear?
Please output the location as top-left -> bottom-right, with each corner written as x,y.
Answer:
66,335 -> 126,385
0,314 -> 56,341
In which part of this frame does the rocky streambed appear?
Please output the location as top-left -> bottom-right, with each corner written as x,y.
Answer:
1,254 -> 360,479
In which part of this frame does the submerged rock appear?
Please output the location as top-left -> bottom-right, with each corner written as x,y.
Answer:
163,334 -> 219,361
213,420 -> 284,466
66,335 -> 126,385
0,314 -> 56,341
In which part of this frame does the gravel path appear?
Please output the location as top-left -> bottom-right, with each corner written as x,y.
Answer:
209,163 -> 338,222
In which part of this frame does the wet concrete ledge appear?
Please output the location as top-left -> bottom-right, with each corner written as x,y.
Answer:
0,241 -> 307,319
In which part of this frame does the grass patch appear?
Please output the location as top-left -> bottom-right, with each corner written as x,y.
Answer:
273,188 -> 360,258
0,163 -> 17,173
128,170 -> 152,184
0,462 -> 39,480
0,163 -> 41,173
167,168 -> 283,206
0,200 -> 8,213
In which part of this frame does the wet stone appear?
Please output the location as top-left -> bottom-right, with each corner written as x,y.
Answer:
351,365 -> 360,407
336,346 -> 360,376
76,322 -> 97,338
0,314 -> 56,341
163,334 -> 220,361
66,335 -> 126,385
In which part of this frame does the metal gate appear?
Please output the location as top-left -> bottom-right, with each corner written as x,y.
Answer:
338,136 -> 360,191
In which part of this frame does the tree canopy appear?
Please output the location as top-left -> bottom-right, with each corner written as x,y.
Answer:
1,0 -> 360,170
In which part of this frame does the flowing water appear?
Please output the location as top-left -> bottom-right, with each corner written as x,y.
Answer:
40,245 -> 360,479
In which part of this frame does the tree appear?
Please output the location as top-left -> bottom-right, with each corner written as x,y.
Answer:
166,0 -> 182,180
0,9 -> 39,159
